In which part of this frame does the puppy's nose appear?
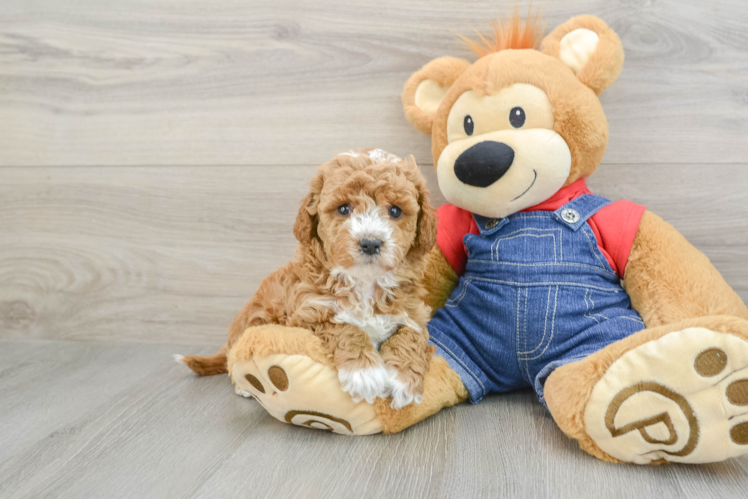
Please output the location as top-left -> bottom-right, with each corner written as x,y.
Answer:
454,141 -> 515,187
359,239 -> 382,256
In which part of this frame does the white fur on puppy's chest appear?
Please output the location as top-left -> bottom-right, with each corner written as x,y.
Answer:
325,267 -> 421,349
333,310 -> 400,349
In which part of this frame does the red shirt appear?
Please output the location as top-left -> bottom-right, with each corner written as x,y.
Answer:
436,179 -> 646,278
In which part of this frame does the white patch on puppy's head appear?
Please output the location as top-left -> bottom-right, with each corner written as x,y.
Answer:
338,149 -> 402,164
367,149 -> 402,163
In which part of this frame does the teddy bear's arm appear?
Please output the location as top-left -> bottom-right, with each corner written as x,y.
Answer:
623,210 -> 748,327
420,245 -> 460,314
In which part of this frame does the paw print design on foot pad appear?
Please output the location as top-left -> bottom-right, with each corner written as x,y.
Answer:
697,348 -> 748,445
585,327 -> 748,464
231,353 -> 384,435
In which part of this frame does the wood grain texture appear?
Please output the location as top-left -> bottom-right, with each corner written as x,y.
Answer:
1,163 -> 746,346
1,0 -> 747,167
1,1 -> 747,496
1,338 -> 747,498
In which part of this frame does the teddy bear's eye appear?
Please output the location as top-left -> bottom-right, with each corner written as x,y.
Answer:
510,107 -> 526,128
463,115 -> 474,136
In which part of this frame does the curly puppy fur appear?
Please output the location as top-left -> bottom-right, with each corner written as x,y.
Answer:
181,149 -> 438,408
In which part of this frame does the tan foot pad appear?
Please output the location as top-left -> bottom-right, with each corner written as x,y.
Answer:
585,327 -> 748,464
232,354 -> 383,435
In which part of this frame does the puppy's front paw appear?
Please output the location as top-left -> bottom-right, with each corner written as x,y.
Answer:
234,386 -> 253,398
387,369 -> 424,410
338,365 -> 390,404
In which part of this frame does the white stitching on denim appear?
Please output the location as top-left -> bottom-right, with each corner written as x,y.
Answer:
523,338 -> 532,382
521,289 -> 532,381
468,260 -> 617,277
491,227 -> 557,238
583,288 -> 600,324
468,277 -> 622,292
515,287 -> 521,363
430,336 -> 487,393
478,223 -> 620,276
535,351 -> 598,399
520,285 -> 559,361
491,229 -> 559,258
490,228 -> 560,262
481,217 -> 615,276
620,316 -> 645,325
523,288 -> 528,355
445,278 -> 472,308
464,233 -> 475,250
583,289 -> 613,323
495,233 -> 557,263
518,286 -> 553,355
578,198 -> 611,222
542,286 -> 551,352
587,292 -> 610,321
580,223 -> 610,271
509,214 -> 558,219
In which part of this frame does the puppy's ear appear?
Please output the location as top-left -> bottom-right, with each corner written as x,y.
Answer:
541,15 -> 623,95
402,57 -> 471,135
408,174 -> 438,261
293,171 -> 324,245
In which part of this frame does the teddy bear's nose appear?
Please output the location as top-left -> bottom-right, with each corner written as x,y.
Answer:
454,141 -> 515,187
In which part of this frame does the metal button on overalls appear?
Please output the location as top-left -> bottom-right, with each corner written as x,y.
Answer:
485,218 -> 500,229
561,208 -> 580,223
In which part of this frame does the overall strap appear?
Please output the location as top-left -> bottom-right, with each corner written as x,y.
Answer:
552,194 -> 611,231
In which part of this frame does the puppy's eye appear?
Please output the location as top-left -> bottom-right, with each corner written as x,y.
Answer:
388,206 -> 402,219
337,204 -> 350,216
509,107 -> 526,128
463,115 -> 474,136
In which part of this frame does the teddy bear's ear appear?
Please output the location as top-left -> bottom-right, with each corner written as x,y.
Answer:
541,15 -> 624,95
402,56 -> 471,135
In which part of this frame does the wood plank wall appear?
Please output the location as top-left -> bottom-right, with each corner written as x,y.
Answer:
1,0 -> 746,346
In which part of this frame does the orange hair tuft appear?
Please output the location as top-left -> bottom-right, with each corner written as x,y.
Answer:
458,6 -> 545,58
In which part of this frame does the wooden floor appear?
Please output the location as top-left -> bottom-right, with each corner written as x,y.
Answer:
1,0 -> 748,497
2,338 -> 748,498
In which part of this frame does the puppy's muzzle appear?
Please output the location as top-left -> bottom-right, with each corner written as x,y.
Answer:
454,141 -> 515,187
359,238 -> 382,256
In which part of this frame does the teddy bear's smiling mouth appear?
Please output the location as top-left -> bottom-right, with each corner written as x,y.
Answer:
511,169 -> 538,201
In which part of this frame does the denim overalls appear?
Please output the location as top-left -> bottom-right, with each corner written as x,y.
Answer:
427,194 -> 645,406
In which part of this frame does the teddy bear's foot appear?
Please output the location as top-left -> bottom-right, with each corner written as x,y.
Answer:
547,316 -> 748,464
585,327 -> 748,464
227,324 -> 469,435
228,325 -> 385,435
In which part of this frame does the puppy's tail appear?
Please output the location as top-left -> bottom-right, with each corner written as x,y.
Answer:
174,346 -> 228,376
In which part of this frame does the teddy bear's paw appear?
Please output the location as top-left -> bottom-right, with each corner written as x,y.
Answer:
387,369 -> 424,410
232,353 -> 384,435
584,327 -> 748,464
337,365 -> 391,404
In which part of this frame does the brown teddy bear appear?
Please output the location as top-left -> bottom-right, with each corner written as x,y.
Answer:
222,13 -> 748,465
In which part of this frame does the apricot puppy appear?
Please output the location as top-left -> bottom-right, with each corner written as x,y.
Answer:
180,149 -> 437,409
